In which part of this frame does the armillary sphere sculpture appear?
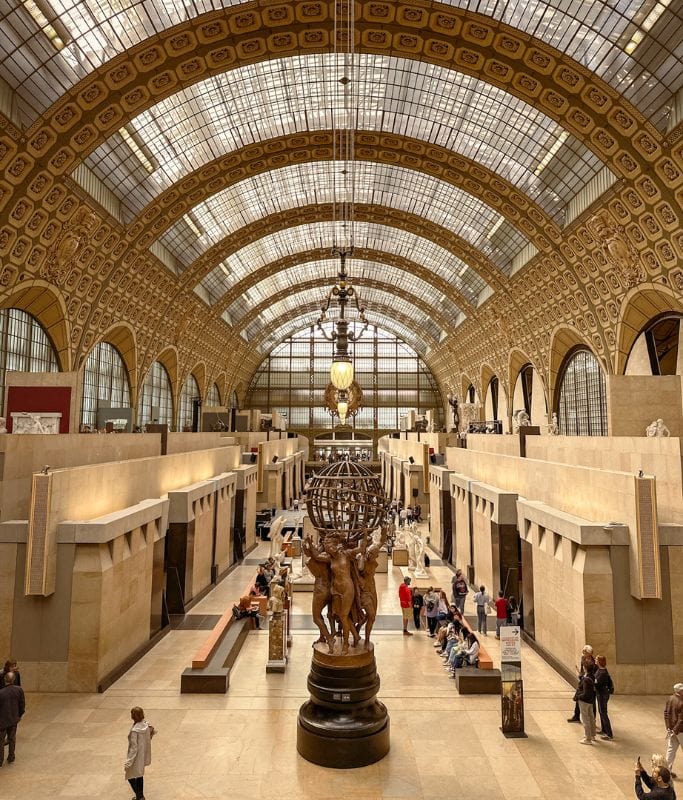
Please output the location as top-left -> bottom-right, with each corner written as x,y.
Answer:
297,461 -> 391,768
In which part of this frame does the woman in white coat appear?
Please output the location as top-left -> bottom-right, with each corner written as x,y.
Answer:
124,706 -> 156,800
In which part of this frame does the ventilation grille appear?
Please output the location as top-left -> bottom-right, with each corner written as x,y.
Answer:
25,473 -> 54,596
634,476 -> 661,599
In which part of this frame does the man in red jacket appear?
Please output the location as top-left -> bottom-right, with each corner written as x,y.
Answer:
494,591 -> 509,639
399,576 -> 413,636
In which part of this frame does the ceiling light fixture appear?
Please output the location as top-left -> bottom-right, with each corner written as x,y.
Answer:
487,214 -> 505,240
22,0 -> 69,51
118,126 -> 156,174
534,131 -> 569,176
625,0 -> 671,53
183,213 -> 204,238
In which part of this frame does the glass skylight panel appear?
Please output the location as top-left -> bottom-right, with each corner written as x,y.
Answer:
160,160 -> 529,270
260,312 -> 428,358
224,259 -> 459,324
197,221 -> 489,307
1,2 -> 681,128
240,286 -> 442,346
85,53 -> 605,221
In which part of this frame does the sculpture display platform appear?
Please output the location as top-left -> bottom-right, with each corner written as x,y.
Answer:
297,460 -> 390,769
297,641 -> 389,768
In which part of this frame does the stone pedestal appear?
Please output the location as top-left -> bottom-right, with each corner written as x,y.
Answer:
376,548 -> 388,573
266,610 -> 287,673
297,642 -> 390,768
392,548 -> 409,566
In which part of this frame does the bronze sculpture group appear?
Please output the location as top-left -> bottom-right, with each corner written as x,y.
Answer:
303,528 -> 386,655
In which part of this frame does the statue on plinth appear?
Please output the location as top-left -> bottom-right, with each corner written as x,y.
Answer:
547,412 -> 560,435
646,418 -> 670,437
0,417 -> 6,434
268,581 -> 286,615
297,461 -> 391,768
512,409 -> 531,433
269,517 -> 285,559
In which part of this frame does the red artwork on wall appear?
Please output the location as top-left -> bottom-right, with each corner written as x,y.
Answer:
5,387 -> 72,432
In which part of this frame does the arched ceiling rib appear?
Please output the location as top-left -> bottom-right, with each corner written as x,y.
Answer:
190,205 -> 507,299
129,133 -> 560,251
222,259 -> 467,327
233,276 -> 458,340
159,161 -> 529,273
241,286 -> 444,345
1,1 -> 679,129
85,53 -> 607,223
196,217 -> 491,309
255,306 -> 435,357
213,248 -> 476,318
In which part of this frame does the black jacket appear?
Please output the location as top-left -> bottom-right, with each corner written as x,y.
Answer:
635,774 -> 675,799
577,674 -> 596,704
595,667 -> 614,697
640,769 -> 677,799
0,684 -> 25,728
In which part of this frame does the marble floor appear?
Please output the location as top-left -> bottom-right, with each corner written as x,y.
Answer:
2,534 -> 674,799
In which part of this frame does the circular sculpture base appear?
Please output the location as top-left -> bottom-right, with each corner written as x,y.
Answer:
297,642 -> 390,768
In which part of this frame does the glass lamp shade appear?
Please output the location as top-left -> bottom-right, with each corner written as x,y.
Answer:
330,358 -> 354,390
337,399 -> 349,419
339,413 -> 347,425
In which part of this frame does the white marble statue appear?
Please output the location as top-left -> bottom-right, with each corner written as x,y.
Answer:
646,418 -> 670,438
269,516 -> 285,558
268,581 -> 286,614
512,409 -> 531,433
547,412 -> 559,436
0,417 -> 6,434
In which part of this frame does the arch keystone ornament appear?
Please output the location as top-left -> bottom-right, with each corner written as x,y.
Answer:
298,461 -> 390,768
589,211 -> 646,289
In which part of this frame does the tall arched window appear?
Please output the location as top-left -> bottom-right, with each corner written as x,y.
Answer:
485,376 -> 499,420
0,308 -> 59,414
206,383 -> 221,406
466,384 -> 475,403
81,342 -> 131,428
138,361 -> 173,427
626,313 -> 683,376
557,348 -> 608,436
178,373 -> 200,431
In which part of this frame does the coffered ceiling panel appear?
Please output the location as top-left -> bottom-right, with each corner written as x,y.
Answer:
85,54 -> 606,223
160,161 -> 529,272
1,1 -> 679,128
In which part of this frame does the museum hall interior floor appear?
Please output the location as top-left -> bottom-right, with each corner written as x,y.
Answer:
2,536 -> 670,800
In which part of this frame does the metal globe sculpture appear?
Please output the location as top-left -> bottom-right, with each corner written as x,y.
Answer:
305,460 -> 388,543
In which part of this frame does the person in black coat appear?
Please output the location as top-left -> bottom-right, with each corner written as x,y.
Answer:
411,588 -> 423,631
595,654 -> 614,740
577,661 -> 597,744
0,672 -> 25,766
635,762 -> 676,799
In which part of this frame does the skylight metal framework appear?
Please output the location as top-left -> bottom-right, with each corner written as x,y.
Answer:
0,1 -> 680,129
198,221 -> 490,308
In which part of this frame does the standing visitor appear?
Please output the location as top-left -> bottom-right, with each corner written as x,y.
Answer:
665,682 -> 683,777
508,596 -> 520,626
399,577 -> 413,636
124,706 -> 156,800
424,587 -> 440,637
568,645 -> 595,723
411,587 -> 423,631
577,662 -> 598,744
594,655 -> 615,740
0,672 -> 24,766
494,591 -> 509,639
0,660 -> 20,687
473,585 -> 493,636
451,570 -> 468,614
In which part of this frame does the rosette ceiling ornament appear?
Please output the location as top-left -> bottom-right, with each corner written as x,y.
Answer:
315,0 -> 369,403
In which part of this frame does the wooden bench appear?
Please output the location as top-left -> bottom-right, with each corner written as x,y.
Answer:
181,571 -> 263,694
445,619 -> 501,694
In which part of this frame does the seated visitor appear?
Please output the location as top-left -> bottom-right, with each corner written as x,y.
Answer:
255,566 -> 270,597
452,632 -> 480,670
635,760 -> 675,799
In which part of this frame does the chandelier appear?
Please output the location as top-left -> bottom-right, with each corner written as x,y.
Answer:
324,380 -> 363,426
315,0 -> 369,401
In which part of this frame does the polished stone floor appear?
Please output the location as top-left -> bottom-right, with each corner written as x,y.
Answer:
2,532 -> 674,799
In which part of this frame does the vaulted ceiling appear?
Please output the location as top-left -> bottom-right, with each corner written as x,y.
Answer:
0,0 -> 682,398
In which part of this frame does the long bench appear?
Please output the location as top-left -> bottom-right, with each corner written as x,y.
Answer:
180,572 -> 261,693
449,618 -> 501,695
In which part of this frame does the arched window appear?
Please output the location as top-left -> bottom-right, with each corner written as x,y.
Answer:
485,376 -> 499,420
138,361 -> 173,427
626,313 -> 683,376
206,383 -> 221,406
178,373 -> 200,431
0,308 -> 59,414
557,348 -> 607,436
466,384 -> 475,403
515,364 -> 534,415
80,342 -> 131,428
